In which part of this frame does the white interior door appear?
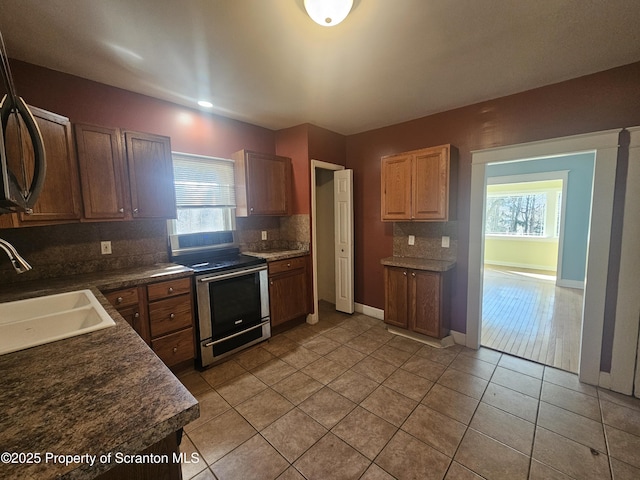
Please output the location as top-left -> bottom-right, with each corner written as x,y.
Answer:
334,169 -> 354,313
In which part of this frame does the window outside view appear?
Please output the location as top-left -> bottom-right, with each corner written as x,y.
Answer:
171,153 -> 236,234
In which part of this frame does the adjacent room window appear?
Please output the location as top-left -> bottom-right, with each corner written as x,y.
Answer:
485,192 -> 547,236
485,179 -> 563,238
170,152 -> 236,234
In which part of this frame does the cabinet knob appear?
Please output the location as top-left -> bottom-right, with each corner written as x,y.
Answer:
172,347 -> 178,353
168,287 -> 174,294
250,207 -> 254,212
411,272 -> 416,277
116,296 -> 123,304
403,272 -> 407,276
118,208 -> 124,213
134,312 -> 140,318
270,281 -> 274,286
133,208 -> 139,214
287,263 -> 291,268
169,313 -> 176,320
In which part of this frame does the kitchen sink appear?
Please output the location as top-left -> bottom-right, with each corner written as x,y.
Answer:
0,290 -> 116,355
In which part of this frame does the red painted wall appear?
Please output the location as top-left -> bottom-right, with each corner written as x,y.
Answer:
346,61 -> 640,334
275,124 -> 311,215
9,60 -> 276,158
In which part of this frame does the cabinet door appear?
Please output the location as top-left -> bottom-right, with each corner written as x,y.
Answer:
6,106 -> 82,223
124,131 -> 176,219
269,269 -> 308,326
409,270 -> 441,337
413,145 -> 449,220
384,267 -> 409,328
381,153 -> 412,221
75,124 -> 128,220
116,304 -> 145,338
245,152 -> 291,216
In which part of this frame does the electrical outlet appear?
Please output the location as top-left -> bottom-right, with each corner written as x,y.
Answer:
441,236 -> 450,248
101,241 -> 112,255
408,235 -> 415,246
261,231 -> 268,241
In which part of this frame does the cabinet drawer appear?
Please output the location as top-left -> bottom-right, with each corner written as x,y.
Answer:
148,295 -> 192,338
152,328 -> 195,367
104,287 -> 139,308
268,256 -> 307,275
147,277 -> 191,302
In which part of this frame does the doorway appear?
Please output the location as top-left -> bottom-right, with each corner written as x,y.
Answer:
309,160 -> 353,323
466,129 -> 621,385
480,157 -> 593,373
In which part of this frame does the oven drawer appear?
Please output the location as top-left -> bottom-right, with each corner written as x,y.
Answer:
104,287 -> 139,308
152,328 -> 195,367
149,295 -> 193,338
268,256 -> 307,275
147,277 -> 191,302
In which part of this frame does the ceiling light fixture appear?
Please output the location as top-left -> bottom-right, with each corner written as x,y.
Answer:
304,0 -> 353,27
197,100 -> 213,108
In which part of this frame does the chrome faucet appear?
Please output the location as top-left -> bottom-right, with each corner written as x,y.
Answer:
0,238 -> 32,274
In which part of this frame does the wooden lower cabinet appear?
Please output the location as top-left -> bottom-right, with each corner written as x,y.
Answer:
384,266 -> 451,339
268,255 -> 312,327
104,276 -> 195,368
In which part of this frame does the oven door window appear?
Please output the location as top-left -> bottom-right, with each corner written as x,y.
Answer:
209,272 -> 263,338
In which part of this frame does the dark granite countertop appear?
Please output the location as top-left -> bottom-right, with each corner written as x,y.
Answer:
381,256 -> 457,272
243,249 -> 310,262
0,265 -> 199,479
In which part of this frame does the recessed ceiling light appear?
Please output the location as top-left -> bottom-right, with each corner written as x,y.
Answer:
197,100 -> 213,108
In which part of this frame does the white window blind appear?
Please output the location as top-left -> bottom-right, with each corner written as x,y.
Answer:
173,153 -> 236,207
171,153 -> 236,234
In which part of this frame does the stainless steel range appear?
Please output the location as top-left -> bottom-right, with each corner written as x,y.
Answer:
170,233 -> 270,368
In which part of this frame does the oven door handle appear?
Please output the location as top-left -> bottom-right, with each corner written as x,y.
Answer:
203,319 -> 270,347
197,265 -> 267,283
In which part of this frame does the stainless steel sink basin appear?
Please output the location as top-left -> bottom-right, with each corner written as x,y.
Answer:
0,290 -> 116,355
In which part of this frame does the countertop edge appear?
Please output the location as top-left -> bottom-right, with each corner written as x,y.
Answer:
380,256 -> 457,272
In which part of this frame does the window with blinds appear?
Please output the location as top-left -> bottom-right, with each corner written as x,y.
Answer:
170,152 -> 236,234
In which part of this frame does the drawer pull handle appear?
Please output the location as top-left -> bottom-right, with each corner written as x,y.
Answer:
169,313 -> 176,320
287,263 -> 291,267
168,287 -> 174,294
116,296 -> 123,304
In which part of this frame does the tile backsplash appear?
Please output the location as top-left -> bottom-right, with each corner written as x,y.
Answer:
393,222 -> 458,261
0,220 -> 169,286
0,214 -> 311,286
236,214 -> 310,252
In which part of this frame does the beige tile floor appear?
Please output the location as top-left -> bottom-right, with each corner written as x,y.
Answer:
177,303 -> 640,480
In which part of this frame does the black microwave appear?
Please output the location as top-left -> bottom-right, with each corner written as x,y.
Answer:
0,94 -> 46,214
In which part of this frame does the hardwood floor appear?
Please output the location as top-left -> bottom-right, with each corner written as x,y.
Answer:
481,266 -> 583,373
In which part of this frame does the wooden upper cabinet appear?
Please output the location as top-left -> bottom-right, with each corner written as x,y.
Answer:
124,131 -> 176,219
381,144 -> 456,222
232,150 -> 292,216
5,106 -> 82,224
75,124 -> 128,220
380,153 -> 412,220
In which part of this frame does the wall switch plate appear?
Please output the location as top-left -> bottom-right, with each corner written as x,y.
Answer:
261,231 -> 268,241
101,241 -> 112,255
408,235 -> 415,246
441,236 -> 450,248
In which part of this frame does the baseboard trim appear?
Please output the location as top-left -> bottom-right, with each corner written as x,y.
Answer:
485,260 -> 556,272
598,371 -> 612,390
450,330 -> 467,346
556,278 -> 585,290
355,303 -> 384,320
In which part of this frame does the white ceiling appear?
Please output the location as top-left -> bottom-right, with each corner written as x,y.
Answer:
2,0 -> 640,135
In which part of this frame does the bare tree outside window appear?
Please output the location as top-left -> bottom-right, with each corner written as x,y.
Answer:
485,193 -> 546,236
